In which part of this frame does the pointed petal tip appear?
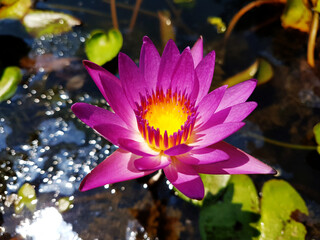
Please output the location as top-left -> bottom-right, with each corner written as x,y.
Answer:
142,35 -> 152,43
247,79 -> 258,87
70,102 -> 78,112
79,174 -> 91,192
82,59 -> 99,69
268,167 -> 278,175
118,52 -> 126,60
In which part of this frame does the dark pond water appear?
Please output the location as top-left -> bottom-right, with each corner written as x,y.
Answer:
0,0 -> 320,239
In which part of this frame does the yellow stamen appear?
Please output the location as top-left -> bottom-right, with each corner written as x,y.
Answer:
136,89 -> 196,150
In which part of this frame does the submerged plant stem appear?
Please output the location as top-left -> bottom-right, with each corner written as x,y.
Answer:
110,0 -> 119,29
307,11 -> 319,67
129,0 -> 143,32
225,0 -> 287,41
247,132 -> 318,150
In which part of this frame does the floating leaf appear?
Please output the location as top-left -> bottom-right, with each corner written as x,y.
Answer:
281,0 -> 312,32
224,175 -> 259,213
256,58 -> 273,85
15,183 -> 37,213
222,60 -> 259,87
0,66 -> 22,102
0,0 -> 19,5
207,16 -> 226,33
314,1 -> 320,13
22,10 -> 81,37
313,122 -> 320,154
200,175 -> 260,240
158,10 -> 175,49
259,179 -> 308,240
57,197 -> 73,213
223,58 -> 273,87
85,29 -> 123,66
0,0 -> 31,19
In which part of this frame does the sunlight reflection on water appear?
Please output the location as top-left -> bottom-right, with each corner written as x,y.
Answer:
16,207 -> 81,240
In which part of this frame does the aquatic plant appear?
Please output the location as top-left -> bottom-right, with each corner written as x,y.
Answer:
225,0 -> 319,67
72,36 -> 275,200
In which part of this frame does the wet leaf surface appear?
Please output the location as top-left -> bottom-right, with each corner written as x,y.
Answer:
222,58 -> 273,87
0,0 -> 31,19
22,10 -> 81,37
0,66 -> 22,102
256,58 -> 274,85
313,122 -> 320,154
200,175 -> 260,240
281,0 -> 312,32
85,29 -> 123,66
207,16 -> 226,33
15,183 -> 37,213
259,179 -> 308,240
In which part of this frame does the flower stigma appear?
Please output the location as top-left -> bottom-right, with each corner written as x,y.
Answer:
135,88 -> 197,151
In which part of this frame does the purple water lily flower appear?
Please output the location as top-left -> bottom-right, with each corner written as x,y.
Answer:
72,36 -> 275,200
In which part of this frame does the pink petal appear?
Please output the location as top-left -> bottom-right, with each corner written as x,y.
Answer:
94,123 -> 138,146
134,154 -> 170,171
176,146 -> 229,165
157,39 -> 180,91
164,144 -> 193,156
79,149 -> 155,191
97,72 -> 136,129
216,79 -> 257,111
83,60 -> 121,102
195,85 -> 227,128
164,160 -> 204,200
195,51 -> 216,104
139,36 -> 161,91
190,36 -> 203,67
189,72 -> 200,103
171,48 -> 194,95
118,138 -> 159,156
71,103 -> 126,128
189,122 -> 245,149
197,101 -> 257,131
195,141 -> 276,174
118,52 -> 147,108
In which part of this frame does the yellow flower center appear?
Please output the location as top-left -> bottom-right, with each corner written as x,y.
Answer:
144,97 -> 188,137
135,89 -> 196,151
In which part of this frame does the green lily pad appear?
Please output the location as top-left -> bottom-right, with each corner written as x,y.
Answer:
15,183 -> 37,213
223,58 -> 273,87
281,0 -> 312,33
314,1 -> 320,13
259,179 -> 308,240
22,10 -> 81,37
200,175 -> 260,240
223,60 -> 259,87
85,29 -> 123,66
57,197 -> 73,213
0,66 -> 22,102
0,0 -> 19,5
207,16 -> 226,33
313,122 -> 320,154
0,0 -> 31,19
256,58 -> 273,85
